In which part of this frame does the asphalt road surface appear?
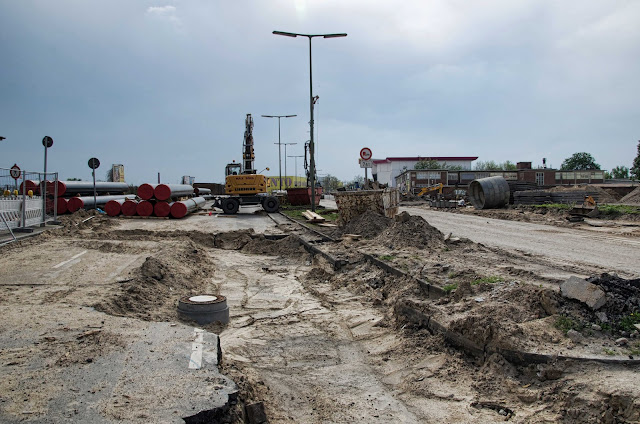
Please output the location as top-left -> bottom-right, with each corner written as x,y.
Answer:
402,207 -> 640,278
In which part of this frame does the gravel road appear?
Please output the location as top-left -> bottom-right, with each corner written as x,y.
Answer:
402,207 -> 640,278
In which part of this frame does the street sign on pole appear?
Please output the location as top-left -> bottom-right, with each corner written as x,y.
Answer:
10,164 -> 21,180
359,147 -> 372,161
41,136 -> 54,227
88,158 -> 100,210
359,159 -> 373,168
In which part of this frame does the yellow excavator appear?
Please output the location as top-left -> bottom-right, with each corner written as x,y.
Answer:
214,114 -> 280,214
417,183 -> 444,197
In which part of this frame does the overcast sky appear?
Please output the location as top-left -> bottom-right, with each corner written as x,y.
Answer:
1,0 -> 639,184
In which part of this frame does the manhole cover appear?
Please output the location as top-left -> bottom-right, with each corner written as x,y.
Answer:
189,295 -> 218,303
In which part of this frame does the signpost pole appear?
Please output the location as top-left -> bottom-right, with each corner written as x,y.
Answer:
92,169 -> 97,209
41,136 -> 53,227
88,158 -> 100,210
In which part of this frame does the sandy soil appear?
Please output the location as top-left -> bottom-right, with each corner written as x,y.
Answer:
0,207 -> 639,423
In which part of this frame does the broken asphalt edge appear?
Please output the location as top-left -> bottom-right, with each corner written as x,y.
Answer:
396,300 -> 640,366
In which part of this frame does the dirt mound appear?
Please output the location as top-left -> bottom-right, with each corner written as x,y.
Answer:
618,186 -> 640,205
548,184 -> 617,204
338,210 -> 392,239
95,242 -> 216,321
374,215 -> 444,249
241,235 -> 308,259
446,284 -> 552,351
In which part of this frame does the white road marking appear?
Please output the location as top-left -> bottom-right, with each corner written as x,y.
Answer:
189,328 -> 205,369
53,250 -> 87,269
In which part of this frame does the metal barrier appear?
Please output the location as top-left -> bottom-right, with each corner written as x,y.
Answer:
0,167 -> 59,244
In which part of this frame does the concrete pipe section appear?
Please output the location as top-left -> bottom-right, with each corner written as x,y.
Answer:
177,294 -> 229,325
468,176 -> 510,209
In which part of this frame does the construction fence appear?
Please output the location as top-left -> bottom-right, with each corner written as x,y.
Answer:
0,167 -> 59,244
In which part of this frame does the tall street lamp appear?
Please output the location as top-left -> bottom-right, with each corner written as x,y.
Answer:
288,155 -> 304,187
282,142 -> 297,188
273,30 -> 347,210
261,114 -> 296,191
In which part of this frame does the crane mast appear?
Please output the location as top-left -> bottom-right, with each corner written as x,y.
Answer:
242,114 -> 255,174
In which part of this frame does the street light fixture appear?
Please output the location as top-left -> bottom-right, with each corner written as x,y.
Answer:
273,30 -> 347,210
261,114 -> 296,191
287,155 -> 304,187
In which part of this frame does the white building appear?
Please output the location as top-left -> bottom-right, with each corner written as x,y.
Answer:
372,156 -> 478,187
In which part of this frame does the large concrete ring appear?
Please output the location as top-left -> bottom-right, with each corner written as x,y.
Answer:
177,294 -> 230,324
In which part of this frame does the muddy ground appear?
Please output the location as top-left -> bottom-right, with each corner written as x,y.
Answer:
0,206 -> 639,423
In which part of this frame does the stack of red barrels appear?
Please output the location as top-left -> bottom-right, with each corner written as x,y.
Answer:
105,184 -> 207,219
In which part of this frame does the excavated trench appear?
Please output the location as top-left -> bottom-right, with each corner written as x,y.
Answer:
39,211 -> 639,423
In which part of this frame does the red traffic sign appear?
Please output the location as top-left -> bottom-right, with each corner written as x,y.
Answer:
10,164 -> 21,180
360,147 -> 372,161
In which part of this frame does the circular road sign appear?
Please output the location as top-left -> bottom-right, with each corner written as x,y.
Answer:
88,157 -> 100,169
42,136 -> 53,148
360,147 -> 372,161
10,164 -> 21,180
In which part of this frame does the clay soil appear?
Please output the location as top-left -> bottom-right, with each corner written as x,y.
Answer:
0,208 -> 639,423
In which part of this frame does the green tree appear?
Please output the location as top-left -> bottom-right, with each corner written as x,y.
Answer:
415,159 -> 441,170
560,152 -> 600,170
104,169 -> 113,182
632,141 -> 640,180
322,174 -> 342,191
474,160 -> 500,170
415,159 -> 463,170
502,160 -> 517,171
611,166 -> 629,179
67,177 -> 82,181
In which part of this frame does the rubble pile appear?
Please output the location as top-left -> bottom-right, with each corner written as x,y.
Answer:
588,273 -> 640,328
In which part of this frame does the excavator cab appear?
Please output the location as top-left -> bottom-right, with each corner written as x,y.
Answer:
225,162 -> 241,177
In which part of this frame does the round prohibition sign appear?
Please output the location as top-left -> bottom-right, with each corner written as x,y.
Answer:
10,164 -> 21,180
360,147 -> 372,161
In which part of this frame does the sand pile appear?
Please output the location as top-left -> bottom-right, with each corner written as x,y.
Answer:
548,184 -> 617,203
337,210 -> 392,239
375,215 -> 444,249
95,242 -> 215,321
618,186 -> 640,205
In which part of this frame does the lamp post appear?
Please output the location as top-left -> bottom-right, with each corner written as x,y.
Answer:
262,114 -> 296,191
273,30 -> 347,210
282,143 -> 297,188
288,155 -> 304,187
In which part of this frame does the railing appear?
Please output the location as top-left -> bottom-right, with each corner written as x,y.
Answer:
0,167 -> 59,244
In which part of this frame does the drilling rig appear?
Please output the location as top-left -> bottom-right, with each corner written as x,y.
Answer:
214,114 -> 280,214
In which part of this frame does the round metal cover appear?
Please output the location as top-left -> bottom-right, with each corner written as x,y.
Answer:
189,295 -> 218,303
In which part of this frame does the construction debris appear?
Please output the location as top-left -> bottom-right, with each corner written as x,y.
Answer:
560,276 -> 607,310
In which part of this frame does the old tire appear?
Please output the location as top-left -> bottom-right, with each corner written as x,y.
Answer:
221,198 -> 239,214
177,294 -> 229,324
262,196 -> 280,213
